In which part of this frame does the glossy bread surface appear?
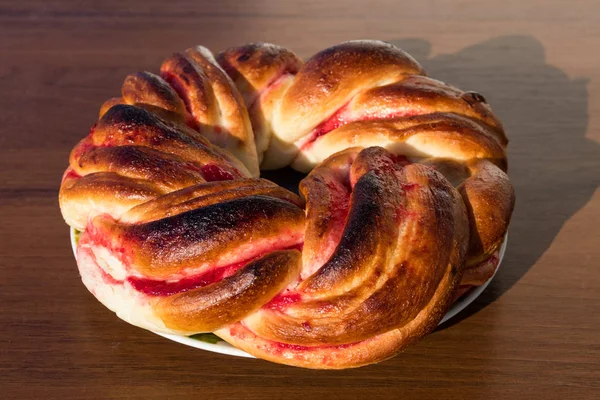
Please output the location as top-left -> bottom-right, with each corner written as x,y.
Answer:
59,41 -> 514,369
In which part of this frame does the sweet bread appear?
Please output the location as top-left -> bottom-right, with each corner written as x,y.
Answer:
59,40 -> 515,369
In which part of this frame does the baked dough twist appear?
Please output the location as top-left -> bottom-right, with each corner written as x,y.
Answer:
59,41 -> 514,369
219,41 -> 514,270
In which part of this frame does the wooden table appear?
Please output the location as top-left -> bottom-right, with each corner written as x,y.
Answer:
2,1 -> 599,398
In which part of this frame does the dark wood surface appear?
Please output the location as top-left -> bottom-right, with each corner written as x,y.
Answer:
2,1 -> 599,399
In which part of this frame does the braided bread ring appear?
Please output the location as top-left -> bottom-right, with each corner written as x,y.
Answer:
60,41 -> 514,369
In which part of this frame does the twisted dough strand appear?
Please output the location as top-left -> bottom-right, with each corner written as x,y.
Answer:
60,41 -> 514,369
219,40 -> 515,267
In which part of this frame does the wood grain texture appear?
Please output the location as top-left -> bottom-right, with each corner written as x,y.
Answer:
1,0 -> 599,398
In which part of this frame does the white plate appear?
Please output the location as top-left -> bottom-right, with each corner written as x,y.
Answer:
70,228 -> 506,359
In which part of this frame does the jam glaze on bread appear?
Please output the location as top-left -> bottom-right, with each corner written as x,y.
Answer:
59,40 -> 515,369
219,41 -> 514,269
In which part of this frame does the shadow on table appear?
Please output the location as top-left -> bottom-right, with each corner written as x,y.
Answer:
385,35 -> 599,329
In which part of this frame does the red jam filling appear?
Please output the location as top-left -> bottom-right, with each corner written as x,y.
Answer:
325,179 -> 351,247
228,323 -> 356,354
400,182 -> 418,191
200,164 -> 236,181
96,260 -> 124,286
182,113 -> 199,131
453,285 -> 473,302
390,154 -> 411,167
84,222 -> 134,268
300,107 -> 422,150
249,69 -> 298,109
454,252 -> 502,301
271,340 -> 354,352
125,243 -> 303,297
72,130 -> 96,160
63,168 -> 81,181
127,262 -> 242,296
155,70 -> 198,130
264,292 -> 302,311
161,71 -> 193,115
483,252 -> 500,268
311,106 -> 349,140
465,252 -> 500,274
394,205 -> 418,223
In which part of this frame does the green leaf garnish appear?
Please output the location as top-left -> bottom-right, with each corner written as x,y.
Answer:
189,333 -> 223,344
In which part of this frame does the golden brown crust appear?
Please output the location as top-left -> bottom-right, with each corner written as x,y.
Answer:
76,146 -> 205,191
122,178 -> 304,224
239,150 -> 468,347
160,48 -> 259,176
217,43 -> 303,166
273,41 -> 425,141
216,147 -> 469,368
292,112 -> 507,173
347,76 -> 507,145
122,71 -> 188,116
99,97 -> 123,118
459,160 -> 515,265
60,40 -> 514,369
89,195 -> 305,278
156,250 -> 302,333
217,248 -> 462,369
94,104 -> 250,175
299,148 -> 359,279
60,103 -> 251,230
99,72 -> 192,127
59,169 -> 161,231
217,43 -> 302,107
417,157 -> 513,266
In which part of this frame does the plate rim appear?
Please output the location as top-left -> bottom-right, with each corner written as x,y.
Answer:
70,228 -> 507,359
